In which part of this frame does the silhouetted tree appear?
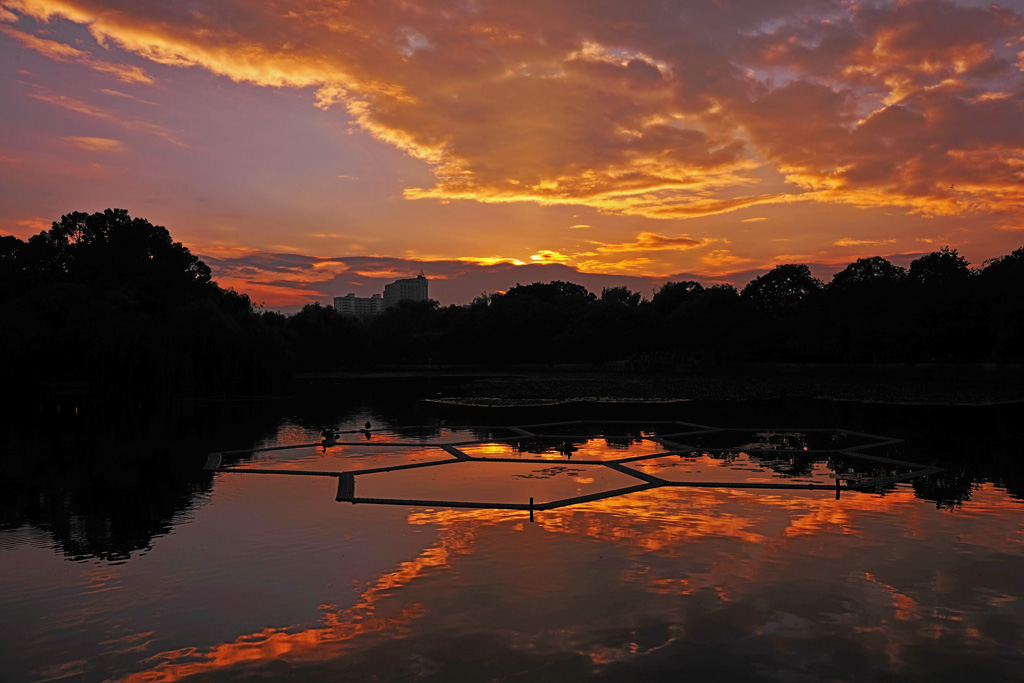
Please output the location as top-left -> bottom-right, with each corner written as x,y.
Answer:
825,257 -> 907,362
830,256 -> 906,290
683,284 -> 748,362
740,265 -> 824,360
742,264 -> 823,309
577,287 -> 644,362
368,299 -> 442,364
908,246 -> 970,286
475,281 -> 597,364
13,211 -> 1021,381
288,302 -> 367,371
1,209 -> 290,395
651,280 -> 704,313
905,247 -> 980,360
978,246 -> 1024,359
601,285 -> 642,307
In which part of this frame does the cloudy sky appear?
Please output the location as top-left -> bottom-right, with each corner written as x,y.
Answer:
2,0 -> 1023,306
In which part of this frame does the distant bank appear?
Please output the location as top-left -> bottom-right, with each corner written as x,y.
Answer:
294,362 -> 1024,407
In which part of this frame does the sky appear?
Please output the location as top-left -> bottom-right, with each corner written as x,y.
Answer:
2,0 -> 1023,308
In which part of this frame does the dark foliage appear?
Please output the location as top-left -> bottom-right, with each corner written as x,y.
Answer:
1,209 -> 291,396
5,211 -> 1024,388
300,243 -> 1021,369
741,263 -> 823,310
342,245 -> 1021,369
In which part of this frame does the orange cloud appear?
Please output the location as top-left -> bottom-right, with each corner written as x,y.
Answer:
64,135 -> 123,152
739,3 -> 1024,218
592,231 -> 705,253
27,84 -> 183,145
575,257 -> 655,274
0,22 -> 153,83
530,250 -> 572,264
310,260 -> 347,269
701,249 -> 752,268
97,87 -> 156,104
352,268 -> 416,279
0,216 -> 51,237
3,0 -> 1022,225
211,279 -> 324,307
456,256 -> 526,266
833,237 -> 897,247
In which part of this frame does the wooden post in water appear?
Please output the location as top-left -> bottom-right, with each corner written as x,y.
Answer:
529,497 -> 534,522
835,477 -> 841,500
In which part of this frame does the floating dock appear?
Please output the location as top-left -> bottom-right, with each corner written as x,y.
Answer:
204,420 -> 941,516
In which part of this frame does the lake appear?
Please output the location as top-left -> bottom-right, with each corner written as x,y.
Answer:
2,380 -> 1023,682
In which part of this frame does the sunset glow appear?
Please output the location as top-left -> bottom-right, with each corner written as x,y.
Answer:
2,0 -> 1023,306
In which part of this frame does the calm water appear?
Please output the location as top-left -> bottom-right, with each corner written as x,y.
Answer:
2,387 -> 1023,682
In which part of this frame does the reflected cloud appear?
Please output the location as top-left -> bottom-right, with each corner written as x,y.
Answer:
113,478 -> 1024,681
123,533 -> 462,682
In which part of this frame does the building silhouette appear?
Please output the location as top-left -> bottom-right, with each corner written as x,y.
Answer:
333,293 -> 383,317
334,272 -> 428,316
383,271 -> 428,309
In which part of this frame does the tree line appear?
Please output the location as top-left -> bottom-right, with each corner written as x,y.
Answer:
291,244 -> 1024,369
3,209 -> 1023,396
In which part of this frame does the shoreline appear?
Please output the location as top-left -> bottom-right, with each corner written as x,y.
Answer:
297,364 -> 1024,407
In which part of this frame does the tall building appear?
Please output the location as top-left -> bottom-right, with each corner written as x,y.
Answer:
383,272 -> 428,309
333,272 -> 429,316
334,293 -> 383,317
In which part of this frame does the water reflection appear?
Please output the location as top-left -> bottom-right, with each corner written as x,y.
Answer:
355,460 -> 643,506
227,444 -> 457,472
459,437 -> 668,461
2,395 -> 1024,682
677,428 -> 885,451
118,482 -> 1024,682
